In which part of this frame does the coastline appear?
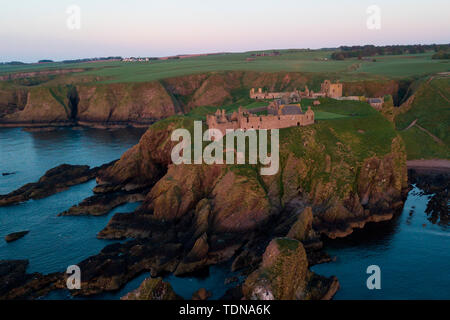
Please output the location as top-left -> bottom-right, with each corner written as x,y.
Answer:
0,120 -> 155,130
407,159 -> 450,173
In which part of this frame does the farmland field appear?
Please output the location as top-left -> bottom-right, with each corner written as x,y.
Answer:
1,50 -> 448,83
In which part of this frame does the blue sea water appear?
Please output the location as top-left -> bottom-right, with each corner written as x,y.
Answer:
0,127 -> 145,274
312,186 -> 450,299
0,127 -> 449,299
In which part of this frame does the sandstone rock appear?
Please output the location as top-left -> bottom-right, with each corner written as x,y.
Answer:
121,277 -> 180,300
210,169 -> 272,233
287,207 -> 314,242
242,238 -> 338,300
193,199 -> 212,237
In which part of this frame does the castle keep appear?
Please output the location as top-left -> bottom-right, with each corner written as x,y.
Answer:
250,80 -> 343,100
320,80 -> 343,98
206,103 -> 314,135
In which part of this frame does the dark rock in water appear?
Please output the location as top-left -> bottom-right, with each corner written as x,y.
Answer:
69,240 -> 183,296
59,191 -> 145,216
0,160 -> 117,207
192,288 -> 212,300
5,231 -> 29,243
2,172 -> 16,176
0,260 -> 62,300
221,284 -> 244,300
408,169 -> 449,227
121,277 -> 181,300
0,260 -> 29,297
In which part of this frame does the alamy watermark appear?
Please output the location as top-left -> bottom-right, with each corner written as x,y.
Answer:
66,265 -> 81,290
366,5 -> 381,30
66,5 -> 81,30
366,265 -> 381,289
171,121 -> 279,176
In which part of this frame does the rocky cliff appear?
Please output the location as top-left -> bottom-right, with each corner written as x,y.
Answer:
0,71 -> 407,127
97,103 -> 408,239
0,99 -> 409,300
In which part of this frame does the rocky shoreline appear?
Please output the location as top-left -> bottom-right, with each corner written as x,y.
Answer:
0,161 -> 117,207
408,167 -> 449,227
0,111 -> 412,300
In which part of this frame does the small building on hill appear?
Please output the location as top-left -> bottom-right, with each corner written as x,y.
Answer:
367,98 -> 384,110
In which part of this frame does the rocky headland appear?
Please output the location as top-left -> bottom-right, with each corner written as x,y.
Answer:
0,99 -> 410,299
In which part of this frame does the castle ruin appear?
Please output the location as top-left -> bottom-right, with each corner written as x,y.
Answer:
206,102 -> 314,135
250,80 -> 343,101
320,80 -> 343,98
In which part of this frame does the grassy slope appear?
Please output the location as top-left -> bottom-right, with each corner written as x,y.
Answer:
395,77 -> 450,159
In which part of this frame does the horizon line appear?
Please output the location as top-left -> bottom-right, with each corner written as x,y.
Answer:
2,42 -> 449,65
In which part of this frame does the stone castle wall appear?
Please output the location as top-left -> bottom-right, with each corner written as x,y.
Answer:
250,80 -> 342,101
240,113 -> 314,131
207,107 -> 314,135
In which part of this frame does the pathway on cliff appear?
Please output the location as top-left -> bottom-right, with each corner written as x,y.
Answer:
403,119 -> 418,131
414,124 -> 445,145
403,119 -> 444,146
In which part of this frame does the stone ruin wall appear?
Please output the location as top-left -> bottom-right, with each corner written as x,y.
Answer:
240,113 -> 314,131
207,109 -> 315,135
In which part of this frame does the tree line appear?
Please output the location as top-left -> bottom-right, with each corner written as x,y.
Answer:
331,44 -> 450,60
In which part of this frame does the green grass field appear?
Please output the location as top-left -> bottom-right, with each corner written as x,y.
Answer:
1,50 -> 448,84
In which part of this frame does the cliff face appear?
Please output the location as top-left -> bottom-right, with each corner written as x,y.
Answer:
76,82 -> 181,125
0,86 -> 71,124
97,106 -> 408,239
0,84 -> 27,118
0,71 -> 406,127
242,238 -> 339,300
